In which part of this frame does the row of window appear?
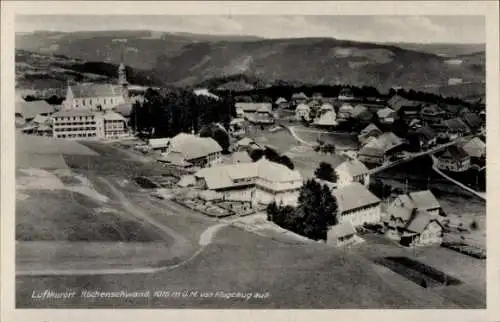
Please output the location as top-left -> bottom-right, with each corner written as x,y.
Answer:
56,133 -> 97,138
55,116 -> 95,121
55,122 -> 96,126
54,127 -> 97,132
77,97 -> 120,106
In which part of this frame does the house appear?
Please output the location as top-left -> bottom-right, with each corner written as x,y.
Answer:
319,103 -> 335,113
332,182 -> 381,227
389,190 -> 442,218
419,104 -> 446,124
338,88 -> 355,101
291,92 -> 309,107
399,211 -> 444,247
235,103 -> 274,124
411,125 -> 437,149
377,107 -> 396,124
358,132 -> 405,165
295,103 -> 311,121
335,159 -> 370,187
460,137 -> 486,159
157,151 -> 193,169
148,138 -> 171,152
194,157 -> 303,206
357,123 -> 383,146
442,118 -> 471,140
327,222 -> 358,247
313,111 -> 337,128
337,103 -> 354,121
234,137 -> 258,152
15,100 -> 56,123
275,97 -> 289,109
165,133 -> 223,168
461,112 -> 483,132
387,95 -> 422,119
351,104 -> 373,123
229,118 -> 246,138
51,109 -> 104,139
436,145 -> 471,172
408,118 -> 422,130
311,92 -> 323,101
101,110 -> 128,139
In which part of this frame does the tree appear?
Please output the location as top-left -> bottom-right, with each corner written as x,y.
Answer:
279,155 -> 295,170
249,148 -> 264,162
315,162 -> 337,183
320,185 -> 338,226
266,201 -> 279,221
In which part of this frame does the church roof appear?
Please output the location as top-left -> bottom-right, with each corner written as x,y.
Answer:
70,83 -> 123,99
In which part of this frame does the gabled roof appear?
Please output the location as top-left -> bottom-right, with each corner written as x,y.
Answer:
405,211 -> 442,234
235,102 -> 272,112
229,151 -> 253,164
387,95 -> 421,111
415,125 -> 436,140
314,111 -> 337,126
32,114 -> 51,125
460,137 -> 486,158
236,137 -> 255,147
149,138 -> 170,149
112,102 -> 133,117
158,151 -> 192,167
377,107 -> 396,118
437,145 -> 470,160
461,112 -> 482,129
339,103 -> 354,112
333,182 -> 381,213
275,97 -> 287,104
335,159 -> 369,177
103,111 -> 127,121
295,103 -> 311,112
320,103 -> 334,111
360,123 -> 382,137
193,88 -> 220,100
351,104 -> 368,118
15,100 -> 55,119
170,133 -> 223,160
408,190 -> 441,211
444,118 -> 471,132
291,92 -> 308,100
70,83 -> 123,99
328,222 -> 356,239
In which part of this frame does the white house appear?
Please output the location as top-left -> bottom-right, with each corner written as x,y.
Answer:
164,133 -> 223,168
332,182 -> 381,227
335,159 -> 370,187
327,222 -> 359,247
148,138 -> 171,152
295,103 -> 311,121
399,211 -> 444,247
194,157 -> 303,206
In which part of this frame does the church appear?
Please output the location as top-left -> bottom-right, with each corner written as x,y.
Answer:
63,63 -> 129,111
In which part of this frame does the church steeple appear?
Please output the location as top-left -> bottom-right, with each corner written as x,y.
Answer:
118,53 -> 129,100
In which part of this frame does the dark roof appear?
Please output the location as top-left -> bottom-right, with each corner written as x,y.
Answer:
415,125 -> 437,140
333,182 -> 381,213
437,145 -> 470,160
387,95 -> 421,112
461,112 -> 482,129
405,211 -> 438,234
444,118 -> 471,132
52,109 -> 96,118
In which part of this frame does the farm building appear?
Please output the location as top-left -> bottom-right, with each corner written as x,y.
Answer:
436,145 -> 471,172
16,100 -> 56,124
357,132 -> 405,165
335,159 -> 370,187
337,103 -> 354,121
327,222 -> 359,247
460,137 -> 486,159
357,123 -> 383,146
313,111 -> 337,128
332,182 -> 381,227
376,107 -> 396,124
399,211 -> 444,247
295,103 -> 311,121
163,133 -> 223,168
419,105 -> 446,124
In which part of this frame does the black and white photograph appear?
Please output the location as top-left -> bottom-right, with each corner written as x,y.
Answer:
2,1 -> 499,317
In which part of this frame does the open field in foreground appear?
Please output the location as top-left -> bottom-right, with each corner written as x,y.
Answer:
17,226 -> 483,308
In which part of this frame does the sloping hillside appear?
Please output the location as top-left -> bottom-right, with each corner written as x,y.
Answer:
16,30 -> 485,94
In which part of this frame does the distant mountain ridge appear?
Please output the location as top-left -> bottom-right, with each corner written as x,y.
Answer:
16,30 -> 485,97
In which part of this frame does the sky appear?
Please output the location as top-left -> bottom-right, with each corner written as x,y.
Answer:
16,15 -> 485,44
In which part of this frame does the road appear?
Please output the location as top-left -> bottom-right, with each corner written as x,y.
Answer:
431,156 -> 486,201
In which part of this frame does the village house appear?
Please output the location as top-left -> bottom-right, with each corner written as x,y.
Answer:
436,145 -> 471,172
376,107 -> 396,125
411,125 -> 437,150
351,104 -> 374,123
15,100 -> 57,125
102,111 -> 129,139
295,103 -> 311,121
290,92 -> 309,107
235,103 -> 274,124
442,118 -> 471,140
332,182 -> 382,227
399,211 -> 444,247
357,123 -> 383,146
419,104 -> 446,124
335,159 -> 370,187
226,150 -> 253,164
234,137 -> 260,152
275,97 -> 289,109
163,133 -> 223,168
338,88 -> 355,101
357,132 -> 405,165
337,103 -> 354,121
194,157 -> 303,206
387,95 -> 422,120
319,103 -> 335,114
460,137 -> 486,159
229,118 -> 246,138
148,138 -> 171,152
327,222 -> 359,247
461,112 -> 483,133
313,111 -> 337,128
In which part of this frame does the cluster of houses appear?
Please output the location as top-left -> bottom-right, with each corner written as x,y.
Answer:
16,63 -> 140,140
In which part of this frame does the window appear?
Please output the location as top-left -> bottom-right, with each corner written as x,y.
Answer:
104,99 -> 107,104
83,100 -> 86,106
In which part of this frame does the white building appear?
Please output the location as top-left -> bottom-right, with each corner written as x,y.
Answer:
327,222 -> 358,247
164,133 -> 223,168
332,182 -> 381,227
335,159 -> 370,187
295,103 -> 311,121
194,157 -> 303,206
436,145 -> 471,172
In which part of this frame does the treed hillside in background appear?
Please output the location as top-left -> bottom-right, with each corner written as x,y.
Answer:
16,30 -> 485,99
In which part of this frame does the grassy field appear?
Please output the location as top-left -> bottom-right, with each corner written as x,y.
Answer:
16,225 -> 479,308
16,189 -> 165,242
